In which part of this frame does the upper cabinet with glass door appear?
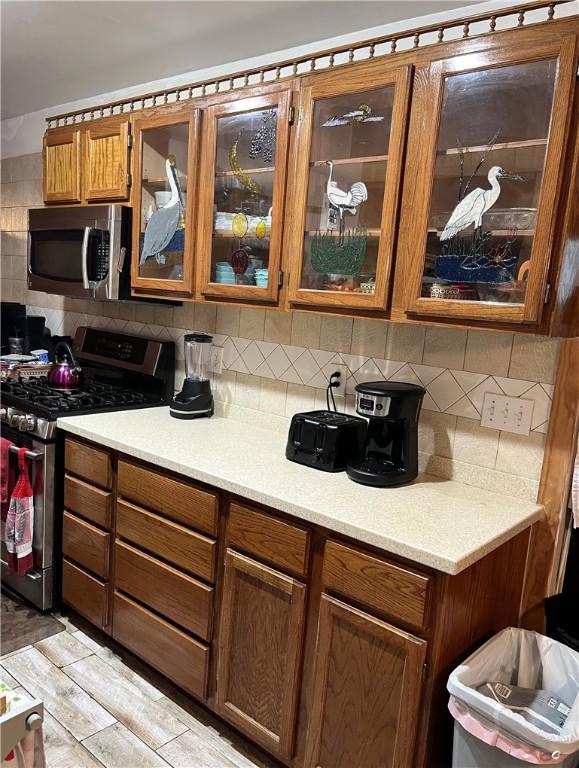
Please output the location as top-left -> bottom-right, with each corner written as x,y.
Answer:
196,89 -> 292,303
131,109 -> 198,297
287,62 -> 411,309
403,38 -> 577,324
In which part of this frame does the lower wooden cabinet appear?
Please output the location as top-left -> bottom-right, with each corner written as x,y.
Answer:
304,595 -> 427,768
62,559 -> 108,629
215,549 -> 307,761
59,439 -> 528,768
112,591 -> 209,699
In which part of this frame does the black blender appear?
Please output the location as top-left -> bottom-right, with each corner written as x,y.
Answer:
346,381 -> 425,487
170,332 -> 214,419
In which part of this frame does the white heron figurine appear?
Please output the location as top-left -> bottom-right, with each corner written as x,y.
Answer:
440,165 -> 522,241
140,155 -> 183,265
325,160 -> 368,243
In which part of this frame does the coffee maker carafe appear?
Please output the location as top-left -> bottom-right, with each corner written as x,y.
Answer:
170,333 -> 214,419
346,381 -> 425,487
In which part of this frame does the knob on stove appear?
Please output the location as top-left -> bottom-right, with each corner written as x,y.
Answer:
18,415 -> 37,432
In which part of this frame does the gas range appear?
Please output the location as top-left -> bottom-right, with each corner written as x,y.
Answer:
1,326 -> 175,441
0,325 -> 174,611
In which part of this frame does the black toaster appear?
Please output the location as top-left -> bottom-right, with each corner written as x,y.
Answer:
286,410 -> 367,472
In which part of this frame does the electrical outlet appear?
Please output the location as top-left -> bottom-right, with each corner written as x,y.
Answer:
210,346 -> 224,374
480,392 -> 534,435
322,363 -> 348,399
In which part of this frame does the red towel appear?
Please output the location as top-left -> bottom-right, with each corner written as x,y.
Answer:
1,437 -> 14,504
5,448 -> 34,576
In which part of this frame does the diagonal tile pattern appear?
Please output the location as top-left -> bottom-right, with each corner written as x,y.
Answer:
26,307 -> 555,434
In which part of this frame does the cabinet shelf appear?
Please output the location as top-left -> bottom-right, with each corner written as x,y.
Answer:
427,228 -> 534,237
215,166 -> 275,177
306,228 -> 381,237
310,154 -> 388,168
212,232 -> 271,239
437,138 -> 548,156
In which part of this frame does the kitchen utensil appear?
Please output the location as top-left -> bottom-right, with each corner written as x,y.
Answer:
47,341 -> 82,391
170,333 -> 214,419
346,382 -> 425,487
286,411 -> 367,472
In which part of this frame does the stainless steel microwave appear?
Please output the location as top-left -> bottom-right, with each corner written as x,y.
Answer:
28,205 -> 132,300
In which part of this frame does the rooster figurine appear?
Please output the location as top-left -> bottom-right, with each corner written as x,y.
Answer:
325,160 -> 368,243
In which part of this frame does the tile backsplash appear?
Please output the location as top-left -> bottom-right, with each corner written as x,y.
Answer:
1,152 -> 561,502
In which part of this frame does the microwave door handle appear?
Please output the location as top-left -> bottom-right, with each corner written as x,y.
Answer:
81,226 -> 92,289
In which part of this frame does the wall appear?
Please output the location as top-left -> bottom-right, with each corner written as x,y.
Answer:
1,153 -> 561,502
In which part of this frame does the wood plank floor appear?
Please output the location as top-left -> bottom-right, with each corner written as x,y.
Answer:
1,611 -> 278,768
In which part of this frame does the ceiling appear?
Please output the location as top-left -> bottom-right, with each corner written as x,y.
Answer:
1,1 -> 476,120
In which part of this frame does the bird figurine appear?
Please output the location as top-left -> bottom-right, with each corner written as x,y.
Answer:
440,165 -> 522,242
140,155 -> 183,266
325,160 -> 368,243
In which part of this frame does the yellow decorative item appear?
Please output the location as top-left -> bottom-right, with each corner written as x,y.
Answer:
354,103 -> 371,122
229,141 -> 261,195
232,212 -> 249,238
255,219 -> 267,239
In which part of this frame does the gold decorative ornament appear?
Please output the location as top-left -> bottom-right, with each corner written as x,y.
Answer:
232,212 -> 249,238
255,219 -> 267,239
229,140 -> 261,194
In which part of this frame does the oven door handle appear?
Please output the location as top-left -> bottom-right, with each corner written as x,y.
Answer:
8,445 -> 44,461
81,226 -> 95,290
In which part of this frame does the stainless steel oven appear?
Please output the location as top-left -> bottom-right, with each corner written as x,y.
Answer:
1,424 -> 55,610
28,205 -> 132,300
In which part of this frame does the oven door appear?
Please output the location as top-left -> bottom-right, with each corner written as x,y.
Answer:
1,426 -> 55,611
27,205 -> 127,300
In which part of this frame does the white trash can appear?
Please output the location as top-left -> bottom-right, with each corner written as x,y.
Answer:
447,628 -> 579,767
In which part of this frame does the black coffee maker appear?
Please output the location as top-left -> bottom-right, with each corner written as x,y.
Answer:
347,381 -> 425,487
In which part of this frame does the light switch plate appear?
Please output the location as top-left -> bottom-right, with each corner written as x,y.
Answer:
480,392 -> 534,435
210,346 -> 224,374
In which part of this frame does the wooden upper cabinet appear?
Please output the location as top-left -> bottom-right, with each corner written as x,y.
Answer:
215,549 -> 306,760
402,36 -> 577,325
287,61 -> 411,310
43,127 -> 82,203
304,595 -> 427,768
84,117 -> 131,201
131,108 -> 199,297
196,88 -> 292,303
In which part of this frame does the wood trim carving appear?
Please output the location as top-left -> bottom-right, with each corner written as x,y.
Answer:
45,1 -> 570,128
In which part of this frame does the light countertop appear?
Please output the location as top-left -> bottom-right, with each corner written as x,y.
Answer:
57,407 -> 543,575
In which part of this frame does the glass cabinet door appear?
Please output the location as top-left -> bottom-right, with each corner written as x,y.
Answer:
197,90 -> 291,302
288,63 -> 411,309
405,39 -> 576,323
131,110 -> 198,296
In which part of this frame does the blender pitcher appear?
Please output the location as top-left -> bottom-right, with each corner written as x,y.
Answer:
170,332 -> 214,419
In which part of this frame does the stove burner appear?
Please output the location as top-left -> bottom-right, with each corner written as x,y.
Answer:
1,377 -> 149,416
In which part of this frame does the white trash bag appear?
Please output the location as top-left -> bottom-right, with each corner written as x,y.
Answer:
448,628 -> 579,765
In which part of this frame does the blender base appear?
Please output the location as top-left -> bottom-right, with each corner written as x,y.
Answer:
170,378 -> 214,419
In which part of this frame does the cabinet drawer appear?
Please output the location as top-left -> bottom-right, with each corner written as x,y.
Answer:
65,439 -> 112,490
322,541 -> 430,629
113,591 -> 209,700
63,511 -> 110,579
116,500 -> 216,583
228,502 -> 309,578
115,541 -> 213,640
62,559 -> 108,629
118,460 -> 218,536
64,474 -> 111,529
